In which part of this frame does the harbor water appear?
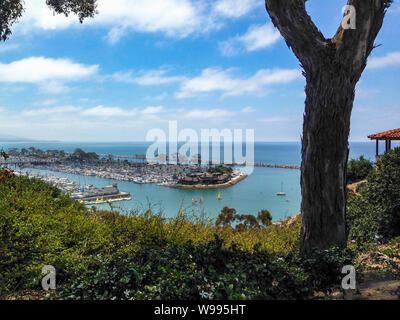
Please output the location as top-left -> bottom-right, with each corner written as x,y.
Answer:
3,141 -> 397,222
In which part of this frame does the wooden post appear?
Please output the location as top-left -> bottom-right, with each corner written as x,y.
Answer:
376,139 -> 379,157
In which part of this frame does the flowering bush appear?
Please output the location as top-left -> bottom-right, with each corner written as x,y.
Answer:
0,168 -> 16,188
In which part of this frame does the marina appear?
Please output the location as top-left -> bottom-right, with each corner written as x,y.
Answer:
2,141 -> 382,220
19,166 -> 301,221
4,149 -> 250,188
16,172 -> 132,206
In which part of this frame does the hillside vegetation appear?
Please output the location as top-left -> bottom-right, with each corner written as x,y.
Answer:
1,149 -> 400,300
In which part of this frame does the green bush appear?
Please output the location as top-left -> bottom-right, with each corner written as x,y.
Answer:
347,156 -> 374,184
346,194 -> 382,249
364,148 -> 400,239
346,149 -> 400,247
58,236 -> 354,300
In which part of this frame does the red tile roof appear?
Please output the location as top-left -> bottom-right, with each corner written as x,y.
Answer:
368,128 -> 400,140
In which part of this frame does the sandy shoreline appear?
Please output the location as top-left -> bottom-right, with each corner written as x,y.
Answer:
167,173 -> 248,190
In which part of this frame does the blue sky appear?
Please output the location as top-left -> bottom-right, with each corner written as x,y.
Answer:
0,0 -> 399,142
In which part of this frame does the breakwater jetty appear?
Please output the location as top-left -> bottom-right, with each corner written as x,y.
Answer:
95,154 -> 300,170
249,163 -> 300,170
4,157 -> 300,171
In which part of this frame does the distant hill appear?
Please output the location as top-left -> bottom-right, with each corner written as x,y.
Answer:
0,134 -> 35,142
0,134 -> 60,143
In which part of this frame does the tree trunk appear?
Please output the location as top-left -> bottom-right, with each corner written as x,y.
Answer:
264,0 -> 391,254
300,67 -> 357,253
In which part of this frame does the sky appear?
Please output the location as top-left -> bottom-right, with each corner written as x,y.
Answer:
0,0 -> 399,142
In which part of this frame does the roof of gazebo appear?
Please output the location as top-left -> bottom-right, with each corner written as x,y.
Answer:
368,128 -> 400,140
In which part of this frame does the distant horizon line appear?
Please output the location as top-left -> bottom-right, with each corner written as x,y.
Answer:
1,139 -> 376,144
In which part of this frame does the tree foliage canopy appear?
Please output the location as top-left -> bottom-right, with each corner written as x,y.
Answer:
347,156 -> 374,184
0,0 -> 97,42
0,0 -> 24,41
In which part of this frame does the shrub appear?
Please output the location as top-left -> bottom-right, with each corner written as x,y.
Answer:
346,194 -> 382,249
58,236 -> 354,300
216,207 -> 273,231
364,148 -> 400,239
347,156 -> 374,184
346,148 -> 400,247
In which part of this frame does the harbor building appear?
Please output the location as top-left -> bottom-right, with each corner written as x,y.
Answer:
71,183 -> 131,205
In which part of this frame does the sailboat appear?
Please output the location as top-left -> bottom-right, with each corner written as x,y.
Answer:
276,182 -> 286,196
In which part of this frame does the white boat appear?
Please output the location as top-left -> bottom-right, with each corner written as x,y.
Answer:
276,182 -> 286,196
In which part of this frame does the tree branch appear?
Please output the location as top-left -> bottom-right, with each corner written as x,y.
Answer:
265,0 -> 327,71
332,0 -> 392,72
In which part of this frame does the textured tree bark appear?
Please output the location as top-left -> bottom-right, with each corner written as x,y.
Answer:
300,67 -> 355,252
264,0 -> 391,254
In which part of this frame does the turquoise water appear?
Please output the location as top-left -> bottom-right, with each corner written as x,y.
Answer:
23,166 -> 301,222
3,141 -> 398,221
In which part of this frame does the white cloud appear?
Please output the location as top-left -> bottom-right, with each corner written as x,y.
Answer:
8,105 -> 166,124
185,108 -> 235,119
0,104 -> 236,140
35,99 -> 58,106
81,105 -> 137,117
213,0 -> 260,18
21,106 -> 81,117
220,24 -> 281,56
141,106 -> 164,114
41,81 -> 70,94
0,57 -> 98,83
17,0 -> 266,44
18,0 -> 217,42
240,24 -> 280,52
105,26 -> 129,45
367,52 -> 400,69
176,67 -> 301,98
241,106 -> 256,113
112,69 -> 185,85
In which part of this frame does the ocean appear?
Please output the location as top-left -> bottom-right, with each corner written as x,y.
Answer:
2,141 -> 397,222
